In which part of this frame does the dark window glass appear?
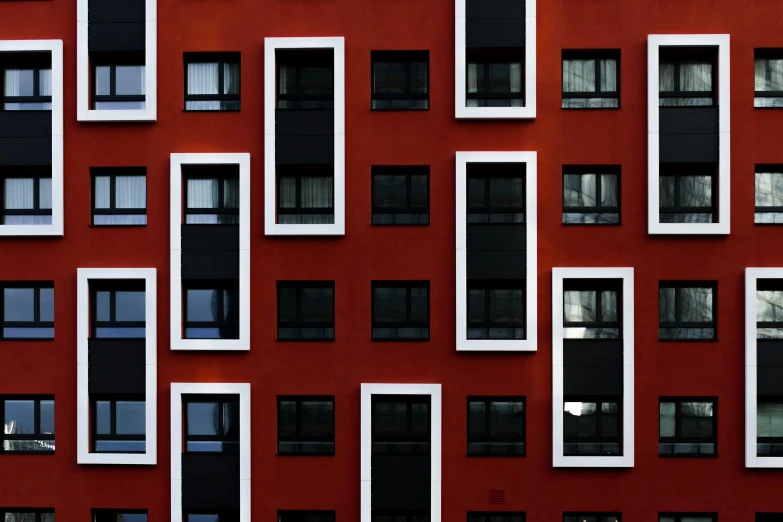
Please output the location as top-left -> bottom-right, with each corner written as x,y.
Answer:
373,513 -> 429,522
91,281 -> 145,338
758,514 -> 783,522
564,514 -> 621,522
467,163 -> 525,223
659,515 -> 716,522
277,168 -> 334,225
757,401 -> 783,456
92,58 -> 146,110
371,51 -> 428,110
659,398 -> 716,456
92,168 -> 147,226
659,50 -> 716,106
184,396 -> 239,453
93,510 -> 147,522
277,397 -> 335,455
467,282 -> 525,340
185,53 -> 240,111
1,396 -> 54,453
277,282 -> 334,341
1,173 -> 53,225
372,282 -> 429,340
562,51 -> 619,109
755,50 -> 783,108
469,513 -> 525,522
183,282 -> 239,339
91,397 -> 145,453
277,50 -> 333,109
466,52 -> 523,107
279,512 -> 336,522
372,166 -> 429,225
2,53 -> 52,111
372,395 -> 430,455
1,283 -> 54,339
659,168 -> 715,224
184,511 -> 239,522
0,510 -> 55,522
659,282 -> 716,340
184,166 -> 240,224
755,167 -> 783,224
563,280 -> 621,339
467,398 -> 525,456
757,281 -> 783,339
562,167 -> 620,225
563,399 -> 620,456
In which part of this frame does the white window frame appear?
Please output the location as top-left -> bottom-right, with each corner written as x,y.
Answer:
745,267 -> 783,468
455,151 -> 537,352
0,39 -> 63,237
76,267 -> 157,465
76,0 -> 157,122
170,382 -> 251,522
454,0 -> 536,119
552,267 -> 634,468
647,34 -> 730,235
360,383 -> 441,522
169,153 -> 250,351
264,37 -> 345,236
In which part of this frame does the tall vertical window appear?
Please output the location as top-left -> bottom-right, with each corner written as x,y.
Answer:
184,53 -> 240,111
0,510 -> 54,522
659,51 -> 715,106
92,169 -> 147,226
277,50 -> 334,109
371,166 -> 429,225
755,167 -> 783,224
183,283 -> 239,339
563,282 -> 621,339
563,399 -> 620,456
371,51 -> 429,110
1,396 -> 54,453
468,282 -> 524,340
277,168 -> 334,224
184,396 -> 239,453
2,57 -> 52,111
277,282 -> 335,340
467,164 -> 524,223
562,51 -> 619,109
467,397 -> 525,456
1,173 -> 52,225
659,282 -> 716,340
184,167 -> 239,224
466,53 -> 523,107
757,401 -> 783,456
659,168 -> 715,224
91,282 -> 145,338
755,50 -> 783,108
562,167 -> 620,225
372,281 -> 429,340
91,397 -> 145,453
92,60 -> 146,110
372,395 -> 430,454
659,398 -> 716,457
1,283 -> 54,339
277,396 -> 335,455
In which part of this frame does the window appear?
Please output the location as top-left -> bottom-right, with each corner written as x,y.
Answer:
277,282 -> 334,341
563,281 -> 620,339
371,166 -> 429,225
564,515 -> 620,522
758,514 -> 783,522
467,397 -> 525,456
372,281 -> 429,340
562,51 -> 619,109
755,50 -> 783,108
184,396 -> 239,453
277,397 -> 335,455
184,167 -> 239,224
91,282 -> 145,338
659,167 -> 715,223
185,53 -> 240,111
659,51 -> 715,106
372,395 -> 430,454
184,512 -> 239,522
92,510 -> 147,522
467,164 -> 524,223
371,51 -> 428,110
1,173 -> 52,225
562,167 -> 620,224
373,513 -> 429,522
659,515 -> 715,522
563,399 -> 620,456
1,283 -> 54,339
469,513 -> 525,522
277,50 -> 333,109
659,282 -> 716,340
92,60 -> 145,110
92,169 -> 147,226
0,510 -> 54,522
277,168 -> 334,225
183,282 -> 239,339
279,512 -> 336,522
659,398 -> 716,456
467,282 -> 524,340
1,396 -> 54,453
755,168 -> 783,224
757,283 -> 783,339
91,397 -> 145,453
757,401 -> 783,456
466,52 -> 523,107
2,55 -> 52,110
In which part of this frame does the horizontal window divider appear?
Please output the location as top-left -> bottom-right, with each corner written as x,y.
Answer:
562,92 -> 619,98
1,96 -> 53,103
185,94 -> 241,102
563,206 -> 619,213
278,208 -> 334,214
93,208 -> 146,215
372,208 -> 427,214
92,95 -> 146,102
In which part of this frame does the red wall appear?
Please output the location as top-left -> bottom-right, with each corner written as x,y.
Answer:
1,0 -> 783,519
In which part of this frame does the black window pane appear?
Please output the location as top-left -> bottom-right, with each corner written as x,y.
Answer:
563,402 -> 597,438
300,288 -> 333,323
374,402 -> 407,437
223,401 -> 239,437
468,401 -> 486,436
279,400 -> 297,437
374,288 -> 406,322
300,401 -> 334,437
680,402 -> 714,438
411,402 -> 429,436
278,287 -> 297,323
490,401 -> 524,437
410,175 -> 428,208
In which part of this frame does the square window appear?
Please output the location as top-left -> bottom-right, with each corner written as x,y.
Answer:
756,281 -> 783,339
276,282 -> 335,341
184,395 -> 239,453
2,53 -> 52,111
563,279 -> 621,339
372,281 -> 429,340
757,401 -> 783,456
92,168 -> 147,226
183,282 -> 239,340
562,50 -> 620,109
659,398 -> 716,457
372,395 -> 430,455
659,49 -> 716,107
277,50 -> 334,110
659,282 -> 716,340
185,53 -> 240,111
277,396 -> 335,455
372,166 -> 429,225
467,397 -> 525,456
277,167 -> 334,225
91,56 -> 146,110
371,51 -> 429,110
91,397 -> 146,453
467,282 -> 524,340
562,166 -> 620,224
1,172 -> 53,225
755,166 -> 783,224
1,396 -> 54,453
91,280 -> 146,338
466,51 -> 524,108
467,163 -> 525,223
755,49 -> 783,108
563,399 -> 621,456
184,166 -> 240,225
658,167 -> 715,224
1,283 -> 54,339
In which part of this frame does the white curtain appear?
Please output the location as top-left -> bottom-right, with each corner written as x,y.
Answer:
659,402 -> 676,437
187,178 -> 218,208
600,59 -> 617,92
680,176 -> 712,207
680,60 -> 712,91
758,290 -> 783,322
659,62 -> 676,91
680,287 -> 713,322
601,291 -> 618,321
116,176 -> 146,209
39,69 -> 52,96
94,176 -> 111,208
4,178 -> 33,209
224,62 -> 239,94
279,176 -> 297,209
563,59 -> 596,92
301,176 -> 333,209
4,69 -> 21,110
758,403 -> 783,438
467,63 -> 478,107
223,178 -> 239,208
39,178 -> 52,209
187,62 -> 220,110
601,174 -> 618,207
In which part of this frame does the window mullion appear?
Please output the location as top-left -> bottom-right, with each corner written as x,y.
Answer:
34,399 -> 40,436
218,176 -> 225,211
34,174 -> 40,211
34,67 -> 40,98
406,175 -> 412,208
111,65 -> 117,96
485,400 -> 491,439
111,400 -> 117,436
594,59 -> 601,94
405,62 -> 411,97
110,175 -> 117,210
33,286 -> 40,323
674,287 -> 681,324
296,399 -> 302,438
405,287 -> 411,327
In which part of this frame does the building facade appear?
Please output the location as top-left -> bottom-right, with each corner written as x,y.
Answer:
1,0 -> 783,520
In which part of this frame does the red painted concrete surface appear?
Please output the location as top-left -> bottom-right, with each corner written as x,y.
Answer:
1,0 -> 783,519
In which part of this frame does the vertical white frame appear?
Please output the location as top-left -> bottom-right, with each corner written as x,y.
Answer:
745,268 -> 783,468
454,0 -> 535,119
76,268 -> 157,465
360,383 -> 442,522
552,267 -> 634,467
647,34 -> 730,235
455,151 -> 537,351
0,40 -> 63,237
76,0 -> 157,122
169,153 -> 251,351
264,37 -> 346,236
170,383 -> 251,522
